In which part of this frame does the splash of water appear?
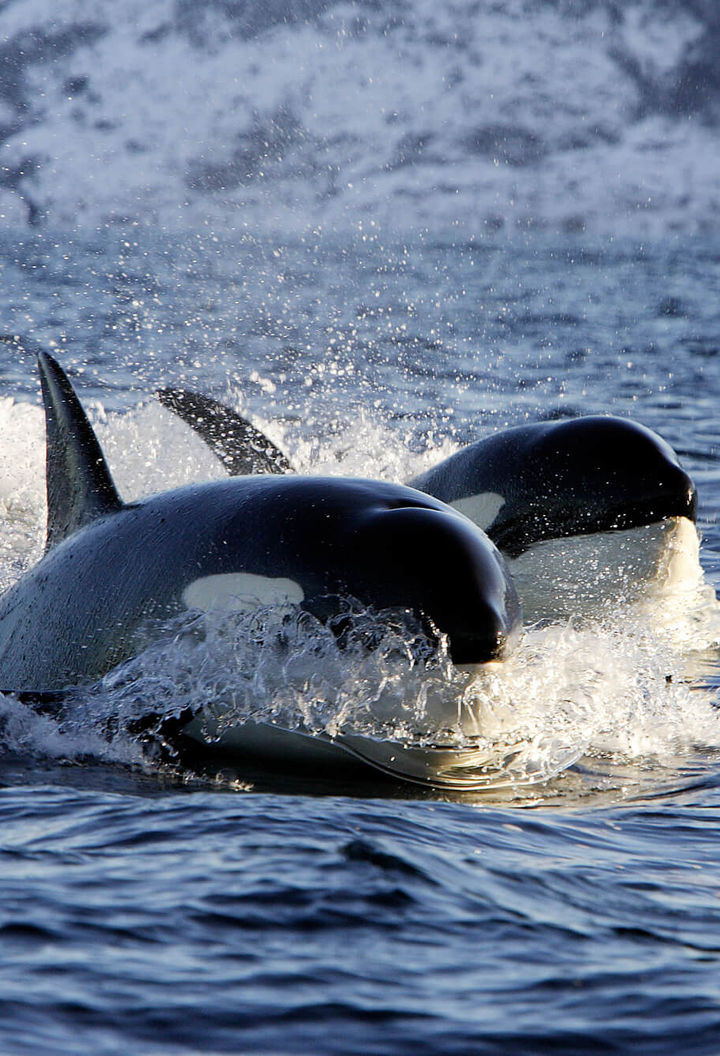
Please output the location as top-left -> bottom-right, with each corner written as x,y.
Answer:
0,394 -> 719,789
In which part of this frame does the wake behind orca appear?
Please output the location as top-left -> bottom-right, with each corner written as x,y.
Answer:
0,355 -> 521,787
157,389 -> 699,621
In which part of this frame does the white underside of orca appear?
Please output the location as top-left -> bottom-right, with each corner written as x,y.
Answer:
506,515 -> 700,624
180,713 -> 574,789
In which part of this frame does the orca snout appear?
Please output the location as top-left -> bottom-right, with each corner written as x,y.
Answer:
573,418 -> 698,530
357,504 -> 522,665
611,460 -> 697,531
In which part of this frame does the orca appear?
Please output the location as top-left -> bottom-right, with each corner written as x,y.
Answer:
0,355 -> 521,786
408,416 -> 696,551
156,390 -> 699,621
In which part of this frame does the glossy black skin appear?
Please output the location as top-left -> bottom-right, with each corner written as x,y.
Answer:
0,476 -> 520,692
410,416 -> 697,557
157,392 -> 697,561
156,388 -> 291,476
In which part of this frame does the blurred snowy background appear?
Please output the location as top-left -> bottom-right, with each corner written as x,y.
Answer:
1,0 -> 718,239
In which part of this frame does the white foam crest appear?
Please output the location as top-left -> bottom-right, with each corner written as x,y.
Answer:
465,613 -> 720,770
632,523 -> 720,654
97,395 -> 438,494
0,691 -> 143,765
0,398 -> 46,589
95,400 -> 228,500
86,604 -> 464,745
289,410 -> 461,485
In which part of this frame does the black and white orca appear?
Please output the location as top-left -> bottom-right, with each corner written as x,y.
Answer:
0,355 -> 521,786
157,389 -> 699,621
410,416 -> 699,619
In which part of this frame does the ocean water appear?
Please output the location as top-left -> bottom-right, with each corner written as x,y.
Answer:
2,2 -> 720,1054
1,228 -> 720,1056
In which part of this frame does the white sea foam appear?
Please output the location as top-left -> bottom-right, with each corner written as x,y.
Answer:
55,590 -> 720,787
0,398 -> 46,589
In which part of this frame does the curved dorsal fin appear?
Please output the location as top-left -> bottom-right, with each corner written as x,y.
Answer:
38,352 -> 123,550
156,387 -> 293,476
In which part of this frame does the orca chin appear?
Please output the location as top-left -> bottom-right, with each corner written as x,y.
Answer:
489,479 -> 697,559
506,515 -> 700,623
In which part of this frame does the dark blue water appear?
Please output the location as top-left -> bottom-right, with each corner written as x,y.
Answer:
3,784 -> 720,1056
1,231 -> 720,1055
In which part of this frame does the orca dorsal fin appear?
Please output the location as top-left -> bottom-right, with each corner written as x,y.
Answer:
38,352 -> 123,550
156,387 -> 293,476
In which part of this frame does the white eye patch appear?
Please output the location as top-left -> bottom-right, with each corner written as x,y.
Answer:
450,492 -> 505,530
182,572 -> 305,613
